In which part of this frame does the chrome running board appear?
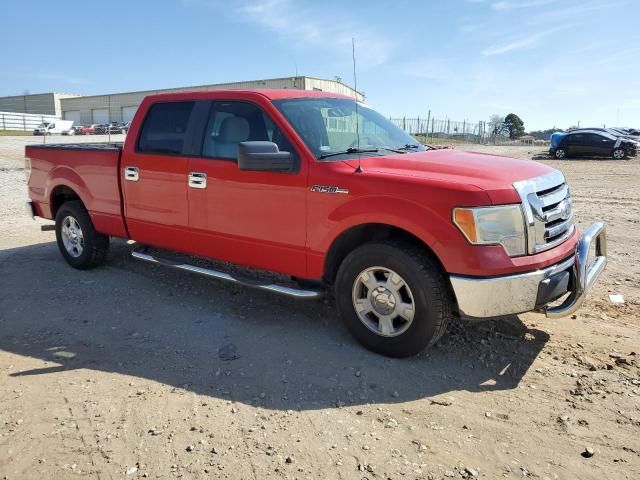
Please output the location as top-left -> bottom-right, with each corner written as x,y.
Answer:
131,249 -> 324,299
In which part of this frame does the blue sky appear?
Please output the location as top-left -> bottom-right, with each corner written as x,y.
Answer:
3,0 -> 639,129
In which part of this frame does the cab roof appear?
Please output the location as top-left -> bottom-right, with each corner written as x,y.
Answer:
144,88 -> 354,103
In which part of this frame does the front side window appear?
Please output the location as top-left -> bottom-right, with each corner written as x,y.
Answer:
587,134 -> 606,144
201,101 -> 296,160
273,97 -> 426,160
137,101 -> 194,155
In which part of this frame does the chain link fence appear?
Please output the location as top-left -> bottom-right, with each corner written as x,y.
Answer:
390,116 -> 548,146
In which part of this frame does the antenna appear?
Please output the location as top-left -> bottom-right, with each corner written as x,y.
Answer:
352,37 -> 362,173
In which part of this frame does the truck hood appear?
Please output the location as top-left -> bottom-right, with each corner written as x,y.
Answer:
344,149 -> 555,204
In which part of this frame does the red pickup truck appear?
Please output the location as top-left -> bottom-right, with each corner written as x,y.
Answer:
25,89 -> 607,357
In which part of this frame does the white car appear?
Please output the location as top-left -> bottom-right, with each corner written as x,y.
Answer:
33,120 -> 74,136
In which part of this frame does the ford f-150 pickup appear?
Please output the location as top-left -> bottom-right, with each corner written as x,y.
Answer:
25,89 -> 607,357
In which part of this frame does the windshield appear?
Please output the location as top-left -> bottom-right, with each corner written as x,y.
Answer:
273,98 -> 426,160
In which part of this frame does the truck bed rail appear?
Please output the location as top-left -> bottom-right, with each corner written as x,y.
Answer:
26,143 -> 123,151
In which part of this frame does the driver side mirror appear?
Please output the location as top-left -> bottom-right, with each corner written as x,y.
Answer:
237,141 -> 293,173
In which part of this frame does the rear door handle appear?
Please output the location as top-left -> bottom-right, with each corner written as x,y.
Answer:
188,172 -> 207,189
124,166 -> 139,181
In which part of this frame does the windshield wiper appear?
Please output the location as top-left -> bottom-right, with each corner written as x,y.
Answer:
396,143 -> 422,151
318,147 -> 379,160
375,146 -> 407,154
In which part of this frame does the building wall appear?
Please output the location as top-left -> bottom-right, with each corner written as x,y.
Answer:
0,93 -> 56,115
59,76 -> 363,124
0,93 -> 79,117
1,77 -> 363,125
304,77 -> 365,102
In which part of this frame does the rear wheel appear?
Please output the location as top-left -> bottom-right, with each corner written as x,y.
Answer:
335,242 -> 452,357
55,200 -> 110,269
554,148 -> 566,159
612,148 -> 626,160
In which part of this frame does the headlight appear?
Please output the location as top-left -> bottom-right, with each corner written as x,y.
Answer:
453,204 -> 526,257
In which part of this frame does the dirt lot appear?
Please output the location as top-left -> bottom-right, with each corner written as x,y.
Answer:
0,136 -> 638,480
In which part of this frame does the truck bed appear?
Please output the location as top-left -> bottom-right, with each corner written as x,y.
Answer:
27,142 -> 124,151
26,142 -> 128,238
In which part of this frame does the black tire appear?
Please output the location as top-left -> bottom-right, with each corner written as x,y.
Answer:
554,148 -> 566,159
612,148 -> 626,160
55,200 -> 110,270
334,241 -> 452,358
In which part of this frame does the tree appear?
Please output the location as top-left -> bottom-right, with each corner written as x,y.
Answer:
488,114 -> 507,137
503,113 -> 525,139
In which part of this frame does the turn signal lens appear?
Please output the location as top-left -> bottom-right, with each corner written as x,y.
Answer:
453,208 -> 477,243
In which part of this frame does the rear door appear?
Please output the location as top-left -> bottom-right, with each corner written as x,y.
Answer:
186,100 -> 308,277
566,133 -> 585,156
121,100 -> 200,253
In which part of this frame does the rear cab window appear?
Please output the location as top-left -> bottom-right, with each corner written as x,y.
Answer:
137,101 -> 195,155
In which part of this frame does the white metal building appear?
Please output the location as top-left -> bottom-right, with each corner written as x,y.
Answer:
0,93 -> 79,117
0,77 -> 363,127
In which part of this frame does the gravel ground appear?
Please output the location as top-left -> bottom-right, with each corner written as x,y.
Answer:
0,136 -> 638,479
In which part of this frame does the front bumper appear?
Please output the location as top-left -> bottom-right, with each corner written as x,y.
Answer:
450,222 -> 607,318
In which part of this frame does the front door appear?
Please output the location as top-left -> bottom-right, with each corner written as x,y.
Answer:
187,100 -> 308,278
121,100 -> 195,253
588,133 -> 615,157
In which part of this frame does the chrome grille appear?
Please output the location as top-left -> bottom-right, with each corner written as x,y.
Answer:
513,171 -> 575,254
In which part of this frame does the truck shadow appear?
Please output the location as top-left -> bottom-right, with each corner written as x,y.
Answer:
0,240 -> 549,410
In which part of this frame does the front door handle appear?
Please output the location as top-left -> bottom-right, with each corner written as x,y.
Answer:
188,172 -> 207,189
124,166 -> 139,181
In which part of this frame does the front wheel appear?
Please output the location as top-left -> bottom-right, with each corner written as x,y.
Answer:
335,242 -> 452,357
612,148 -> 626,160
55,200 -> 110,269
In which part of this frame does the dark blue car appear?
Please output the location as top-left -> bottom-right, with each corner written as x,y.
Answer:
549,130 -> 637,160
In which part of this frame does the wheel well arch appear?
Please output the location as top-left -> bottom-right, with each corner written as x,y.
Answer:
50,185 -> 82,217
322,223 -> 445,284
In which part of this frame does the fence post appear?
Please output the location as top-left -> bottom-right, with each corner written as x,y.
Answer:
23,116 -> 26,131
1,114 -> 4,130
402,116 -> 406,131
426,110 -> 431,141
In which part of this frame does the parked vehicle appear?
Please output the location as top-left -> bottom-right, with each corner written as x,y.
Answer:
33,120 -> 74,136
566,127 -> 639,141
76,124 -> 99,135
549,130 -> 637,160
95,122 -> 126,134
61,125 -> 76,136
613,127 -> 639,139
25,90 -> 607,357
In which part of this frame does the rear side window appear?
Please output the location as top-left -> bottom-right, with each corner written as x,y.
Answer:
137,101 -> 194,155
